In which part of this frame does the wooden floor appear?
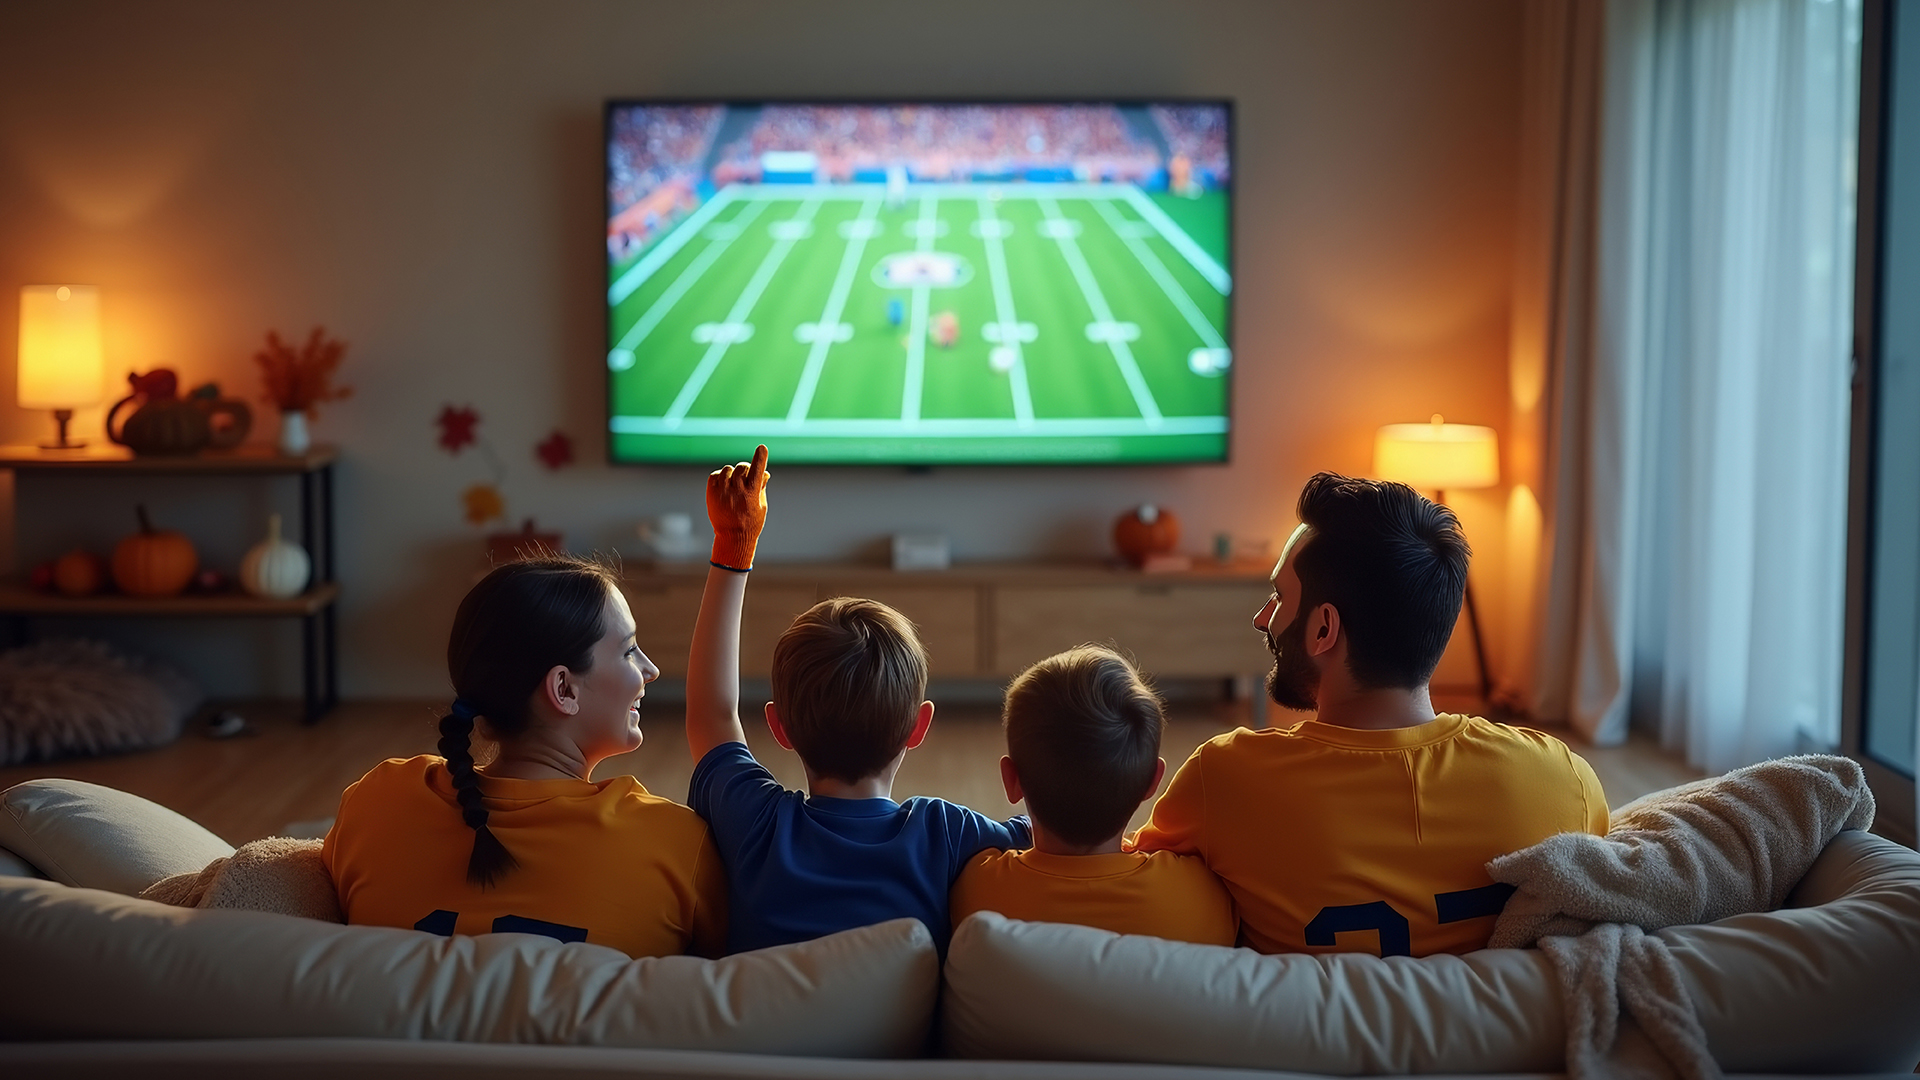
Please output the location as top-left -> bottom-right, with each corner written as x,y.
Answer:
0,696 -> 1704,846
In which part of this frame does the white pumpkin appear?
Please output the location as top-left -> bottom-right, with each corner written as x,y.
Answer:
240,513 -> 311,599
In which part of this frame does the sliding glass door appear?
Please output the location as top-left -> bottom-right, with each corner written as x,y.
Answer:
1846,0 -> 1918,846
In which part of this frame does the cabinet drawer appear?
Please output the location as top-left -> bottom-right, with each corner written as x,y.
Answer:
622,583 -> 704,677
818,583 -> 980,676
621,583 -> 820,679
741,586 -> 824,680
992,583 -> 1273,678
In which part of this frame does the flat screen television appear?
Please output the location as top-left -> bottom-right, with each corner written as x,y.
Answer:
605,100 -> 1233,465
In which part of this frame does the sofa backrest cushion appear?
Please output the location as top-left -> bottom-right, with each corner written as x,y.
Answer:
945,910 -> 1562,1074
942,829 -> 1920,1074
0,778 -> 233,894
0,877 -> 937,1057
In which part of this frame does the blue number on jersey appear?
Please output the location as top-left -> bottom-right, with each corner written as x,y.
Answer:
1305,884 -> 1520,957
411,909 -> 588,945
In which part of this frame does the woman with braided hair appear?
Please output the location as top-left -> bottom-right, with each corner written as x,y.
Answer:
322,555 -> 726,958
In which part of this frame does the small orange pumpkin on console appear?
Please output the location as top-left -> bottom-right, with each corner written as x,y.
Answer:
1113,504 -> 1181,568
112,505 -> 198,597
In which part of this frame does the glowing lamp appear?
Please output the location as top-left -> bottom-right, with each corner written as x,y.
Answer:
1373,414 -> 1499,494
1373,413 -> 1500,704
18,285 -> 104,450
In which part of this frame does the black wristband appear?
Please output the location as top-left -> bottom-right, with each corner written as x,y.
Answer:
710,559 -> 751,573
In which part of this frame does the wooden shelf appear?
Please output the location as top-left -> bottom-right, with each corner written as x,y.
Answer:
621,561 -> 1277,720
621,558 -> 1277,588
0,580 -> 339,617
0,443 -> 337,474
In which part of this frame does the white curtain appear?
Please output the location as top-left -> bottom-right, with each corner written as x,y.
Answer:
1523,0 -> 1859,776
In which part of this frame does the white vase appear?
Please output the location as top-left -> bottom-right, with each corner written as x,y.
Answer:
277,410 -> 310,456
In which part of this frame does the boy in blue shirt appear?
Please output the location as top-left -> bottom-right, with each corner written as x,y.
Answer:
685,446 -> 1031,954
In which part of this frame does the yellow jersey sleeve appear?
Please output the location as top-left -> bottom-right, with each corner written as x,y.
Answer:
1128,739 -> 1210,856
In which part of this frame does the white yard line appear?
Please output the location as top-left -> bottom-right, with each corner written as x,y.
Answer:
787,196 -> 882,423
1119,185 -> 1231,295
662,197 -> 823,427
611,199 -> 771,359
612,414 -> 1227,437
734,181 -> 1129,201
1091,198 -> 1224,349
901,195 -> 936,425
1037,197 -> 1163,426
977,196 -> 1035,427
608,185 -> 742,305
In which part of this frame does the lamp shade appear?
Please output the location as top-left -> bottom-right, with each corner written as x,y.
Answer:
1374,415 -> 1499,491
18,285 -> 104,410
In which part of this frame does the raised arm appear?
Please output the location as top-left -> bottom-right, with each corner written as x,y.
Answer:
686,445 -> 770,763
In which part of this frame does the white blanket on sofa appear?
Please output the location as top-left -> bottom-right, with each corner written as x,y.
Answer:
140,836 -> 342,923
1487,754 -> 1876,1080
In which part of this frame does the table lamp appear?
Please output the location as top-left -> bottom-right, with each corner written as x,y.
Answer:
18,285 -> 104,450
1374,415 -> 1499,702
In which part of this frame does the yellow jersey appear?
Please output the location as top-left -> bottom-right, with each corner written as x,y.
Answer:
1130,715 -> 1607,956
951,847 -> 1236,946
323,755 -> 727,958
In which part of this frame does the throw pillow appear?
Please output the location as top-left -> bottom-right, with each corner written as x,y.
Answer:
0,778 -> 233,894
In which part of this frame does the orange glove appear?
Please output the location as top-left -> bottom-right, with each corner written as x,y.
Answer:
706,444 -> 770,571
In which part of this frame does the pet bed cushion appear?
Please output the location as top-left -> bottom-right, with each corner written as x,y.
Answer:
0,638 -> 202,764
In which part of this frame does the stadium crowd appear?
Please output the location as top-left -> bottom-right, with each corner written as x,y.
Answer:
1151,104 -> 1231,184
712,104 -> 1162,184
608,105 -> 725,261
608,104 -> 725,215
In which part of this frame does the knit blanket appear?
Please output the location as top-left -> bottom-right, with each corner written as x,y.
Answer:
1487,754 -> 1875,1080
140,835 -> 343,923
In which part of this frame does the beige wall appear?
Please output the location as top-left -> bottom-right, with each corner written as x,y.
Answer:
0,0 -> 1523,698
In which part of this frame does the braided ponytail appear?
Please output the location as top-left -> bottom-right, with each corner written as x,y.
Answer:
439,703 -> 518,888
441,555 -> 616,890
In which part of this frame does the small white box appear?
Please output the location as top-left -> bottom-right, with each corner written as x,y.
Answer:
891,532 -> 951,572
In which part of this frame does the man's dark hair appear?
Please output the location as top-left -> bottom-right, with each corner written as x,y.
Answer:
1003,645 -> 1165,847
1292,472 -> 1471,689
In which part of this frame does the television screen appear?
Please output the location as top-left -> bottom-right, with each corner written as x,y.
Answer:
605,101 -> 1232,465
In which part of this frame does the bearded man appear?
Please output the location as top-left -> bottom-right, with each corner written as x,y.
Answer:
1130,472 -> 1608,956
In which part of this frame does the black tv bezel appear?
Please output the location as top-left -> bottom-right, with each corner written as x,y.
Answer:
602,96 -> 1237,469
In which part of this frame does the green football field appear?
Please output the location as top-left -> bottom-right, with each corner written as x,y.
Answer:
606,182 -> 1231,464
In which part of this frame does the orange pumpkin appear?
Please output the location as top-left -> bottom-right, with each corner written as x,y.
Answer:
112,505 -> 198,597
1113,504 -> 1180,568
52,549 -> 108,596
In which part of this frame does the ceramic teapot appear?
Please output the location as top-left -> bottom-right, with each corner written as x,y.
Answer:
106,370 -> 250,456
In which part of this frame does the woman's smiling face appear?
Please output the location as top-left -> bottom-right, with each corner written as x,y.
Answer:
569,586 -> 658,763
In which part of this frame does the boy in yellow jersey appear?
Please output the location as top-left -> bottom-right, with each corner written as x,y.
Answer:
952,646 -> 1234,946
1132,473 -> 1608,957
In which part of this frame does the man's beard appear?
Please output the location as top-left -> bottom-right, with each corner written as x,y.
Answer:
1264,606 -> 1319,711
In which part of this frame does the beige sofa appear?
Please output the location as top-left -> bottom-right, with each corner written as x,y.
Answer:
3,777 -> 1918,1078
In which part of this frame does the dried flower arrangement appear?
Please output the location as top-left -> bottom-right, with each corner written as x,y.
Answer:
434,403 -> 574,526
255,327 -> 354,416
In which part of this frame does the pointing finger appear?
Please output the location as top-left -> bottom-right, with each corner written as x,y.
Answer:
747,444 -> 769,487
